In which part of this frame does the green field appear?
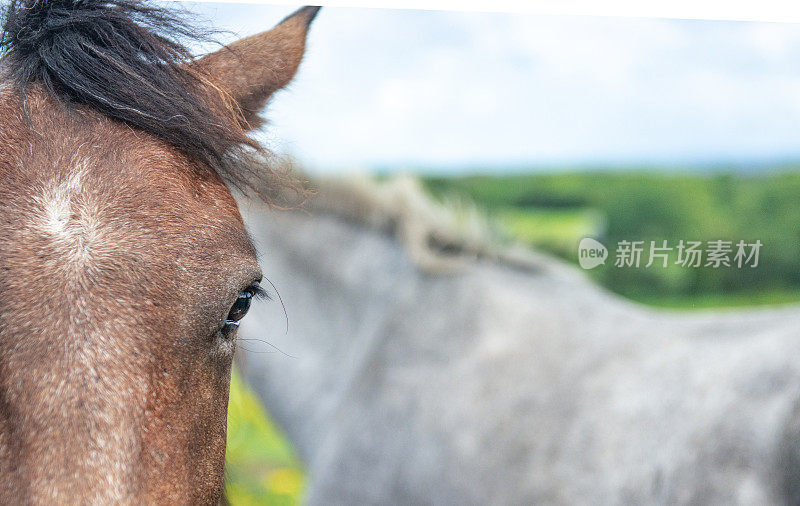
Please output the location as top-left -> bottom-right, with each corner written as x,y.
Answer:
225,370 -> 305,505
424,170 -> 800,309
225,169 -> 800,505
493,207 -> 604,259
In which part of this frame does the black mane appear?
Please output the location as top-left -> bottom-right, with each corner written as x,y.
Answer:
0,0 -> 276,196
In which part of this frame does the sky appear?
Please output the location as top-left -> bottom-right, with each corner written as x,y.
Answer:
185,2 -> 800,173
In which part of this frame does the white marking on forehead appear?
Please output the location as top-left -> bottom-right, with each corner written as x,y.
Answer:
32,161 -> 104,266
44,169 -> 83,234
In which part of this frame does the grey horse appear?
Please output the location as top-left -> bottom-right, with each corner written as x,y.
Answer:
238,178 -> 800,505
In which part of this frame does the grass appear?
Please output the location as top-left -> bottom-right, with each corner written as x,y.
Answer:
225,369 -> 305,506
628,288 -> 800,310
494,206 -> 603,258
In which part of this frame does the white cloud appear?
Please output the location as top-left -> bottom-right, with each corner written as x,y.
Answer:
186,3 -> 800,171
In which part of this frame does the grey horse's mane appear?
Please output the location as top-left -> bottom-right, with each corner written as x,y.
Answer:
296,172 -> 563,274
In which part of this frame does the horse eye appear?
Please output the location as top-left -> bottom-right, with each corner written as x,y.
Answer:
225,289 -> 254,326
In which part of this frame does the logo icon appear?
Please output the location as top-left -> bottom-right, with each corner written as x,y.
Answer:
578,237 -> 608,269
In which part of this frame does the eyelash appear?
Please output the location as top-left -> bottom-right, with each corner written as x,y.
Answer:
250,282 -> 270,301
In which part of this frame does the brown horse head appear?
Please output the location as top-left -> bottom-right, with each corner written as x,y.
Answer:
0,1 -> 317,503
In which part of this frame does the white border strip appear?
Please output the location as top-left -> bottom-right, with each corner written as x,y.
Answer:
176,0 -> 800,23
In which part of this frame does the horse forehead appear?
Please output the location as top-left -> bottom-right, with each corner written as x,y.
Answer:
0,91 -> 254,282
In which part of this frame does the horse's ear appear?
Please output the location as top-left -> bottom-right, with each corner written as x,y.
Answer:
193,6 -> 320,130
